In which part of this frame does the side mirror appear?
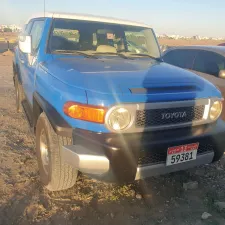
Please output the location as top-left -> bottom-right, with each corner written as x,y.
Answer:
219,70 -> 225,79
18,35 -> 31,54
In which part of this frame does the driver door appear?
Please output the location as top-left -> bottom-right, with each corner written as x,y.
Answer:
20,20 -> 45,105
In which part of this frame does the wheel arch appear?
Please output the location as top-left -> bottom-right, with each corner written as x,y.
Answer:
33,96 -> 43,132
33,92 -> 73,137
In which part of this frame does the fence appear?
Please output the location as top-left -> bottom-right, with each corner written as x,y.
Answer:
0,40 -> 17,53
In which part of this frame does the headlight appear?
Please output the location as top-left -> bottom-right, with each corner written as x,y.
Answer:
209,101 -> 223,120
108,107 -> 131,131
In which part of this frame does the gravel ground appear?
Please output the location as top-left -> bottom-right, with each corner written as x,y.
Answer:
0,54 -> 225,225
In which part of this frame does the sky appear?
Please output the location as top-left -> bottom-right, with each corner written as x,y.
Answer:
1,0 -> 225,38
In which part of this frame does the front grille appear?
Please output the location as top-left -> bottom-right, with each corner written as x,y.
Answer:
138,142 -> 214,166
136,105 -> 205,127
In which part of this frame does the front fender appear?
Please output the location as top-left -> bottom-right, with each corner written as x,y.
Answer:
33,92 -> 73,137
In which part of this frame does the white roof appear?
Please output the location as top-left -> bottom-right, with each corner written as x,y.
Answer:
27,12 -> 150,28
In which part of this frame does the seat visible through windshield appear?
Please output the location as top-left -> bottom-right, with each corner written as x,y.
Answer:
48,18 -> 161,58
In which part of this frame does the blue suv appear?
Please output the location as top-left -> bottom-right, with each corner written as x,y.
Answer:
13,12 -> 225,191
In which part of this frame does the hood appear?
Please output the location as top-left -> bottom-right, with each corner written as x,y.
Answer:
45,56 -> 212,96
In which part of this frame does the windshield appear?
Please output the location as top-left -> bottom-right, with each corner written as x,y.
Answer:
48,18 -> 161,59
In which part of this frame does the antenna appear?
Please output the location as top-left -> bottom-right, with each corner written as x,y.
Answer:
44,0 -> 45,17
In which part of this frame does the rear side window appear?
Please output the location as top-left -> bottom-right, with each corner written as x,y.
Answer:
163,49 -> 197,69
193,50 -> 225,76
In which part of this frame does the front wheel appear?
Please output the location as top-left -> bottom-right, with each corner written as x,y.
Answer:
36,112 -> 78,191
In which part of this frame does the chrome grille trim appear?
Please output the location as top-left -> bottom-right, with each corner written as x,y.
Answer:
136,105 -> 205,127
104,98 -> 222,133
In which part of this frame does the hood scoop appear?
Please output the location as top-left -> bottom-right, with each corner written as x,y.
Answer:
130,85 -> 199,94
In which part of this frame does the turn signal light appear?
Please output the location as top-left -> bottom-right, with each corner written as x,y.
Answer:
63,102 -> 106,123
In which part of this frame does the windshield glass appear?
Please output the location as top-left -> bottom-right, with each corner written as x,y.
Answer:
48,18 -> 161,59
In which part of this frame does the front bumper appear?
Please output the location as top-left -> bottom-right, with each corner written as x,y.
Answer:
62,119 -> 225,183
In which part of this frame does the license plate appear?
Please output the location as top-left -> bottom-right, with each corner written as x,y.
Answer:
166,143 -> 199,166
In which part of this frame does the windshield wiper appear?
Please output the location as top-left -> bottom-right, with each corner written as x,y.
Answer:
130,53 -> 163,62
52,50 -> 98,59
94,52 -> 133,60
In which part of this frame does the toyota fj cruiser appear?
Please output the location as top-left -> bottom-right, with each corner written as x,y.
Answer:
13,12 -> 225,191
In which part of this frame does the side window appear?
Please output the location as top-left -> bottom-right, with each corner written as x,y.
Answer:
24,21 -> 33,35
193,51 -> 225,76
30,20 -> 45,53
163,50 -> 196,69
163,51 -> 176,65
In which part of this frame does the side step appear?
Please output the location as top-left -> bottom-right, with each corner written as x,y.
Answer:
21,100 -> 34,128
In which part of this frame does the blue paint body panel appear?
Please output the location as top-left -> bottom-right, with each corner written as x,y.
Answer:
14,18 -> 222,133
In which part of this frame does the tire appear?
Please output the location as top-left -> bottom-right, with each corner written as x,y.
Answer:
15,76 -> 24,112
36,112 -> 78,191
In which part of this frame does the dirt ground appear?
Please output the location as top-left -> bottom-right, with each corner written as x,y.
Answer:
0,32 -> 18,43
158,38 -> 224,46
0,54 -> 225,225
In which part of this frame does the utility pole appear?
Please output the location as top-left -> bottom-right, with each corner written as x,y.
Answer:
44,0 -> 45,17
